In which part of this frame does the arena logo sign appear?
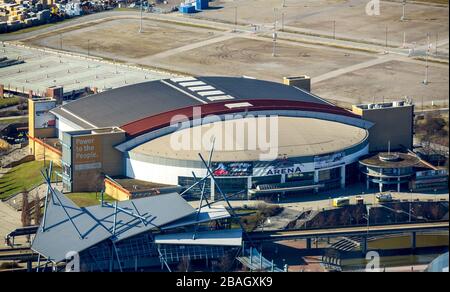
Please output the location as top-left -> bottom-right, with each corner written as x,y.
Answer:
253,164 -> 308,177
265,165 -> 303,176
169,107 -> 280,161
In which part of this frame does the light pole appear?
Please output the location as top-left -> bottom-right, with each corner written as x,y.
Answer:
139,1 -> 143,33
435,32 -> 438,55
272,31 -> 277,57
385,25 -> 388,48
234,6 -> 237,29
333,20 -> 336,39
401,0 -> 406,21
423,33 -> 430,85
43,137 -> 46,168
273,8 -> 278,57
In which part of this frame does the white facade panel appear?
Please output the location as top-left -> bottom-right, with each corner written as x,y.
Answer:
125,143 -> 369,186
56,116 -> 85,140
126,158 -> 207,185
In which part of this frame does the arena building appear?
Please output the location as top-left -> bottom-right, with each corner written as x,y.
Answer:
40,77 -> 372,199
27,76 -> 442,201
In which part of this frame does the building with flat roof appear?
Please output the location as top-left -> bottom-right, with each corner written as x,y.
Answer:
31,184 -> 241,272
352,100 -> 414,152
43,76 -> 373,200
359,152 -> 448,192
27,75 -> 441,200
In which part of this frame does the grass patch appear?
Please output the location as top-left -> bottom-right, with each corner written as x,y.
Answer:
5,23 -> 60,35
233,204 -> 284,232
0,116 -> 27,125
0,160 -> 60,200
5,18 -> 81,35
0,262 -> 21,270
66,192 -> 115,207
412,0 -> 449,5
114,8 -> 138,12
0,97 -> 20,109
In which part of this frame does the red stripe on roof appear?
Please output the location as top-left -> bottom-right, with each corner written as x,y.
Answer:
120,100 -> 359,137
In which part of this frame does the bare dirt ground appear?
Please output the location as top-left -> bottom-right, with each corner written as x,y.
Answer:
196,0 -> 449,47
153,36 -> 375,82
26,18 -> 220,61
287,0 -> 449,46
314,59 -> 450,105
8,0 -> 450,107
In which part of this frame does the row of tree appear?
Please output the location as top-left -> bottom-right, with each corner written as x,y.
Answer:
21,189 -> 42,230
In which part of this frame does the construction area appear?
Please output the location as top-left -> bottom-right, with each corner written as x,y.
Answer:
0,0 -> 447,107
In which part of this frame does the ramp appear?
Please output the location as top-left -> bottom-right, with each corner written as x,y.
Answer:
237,248 -> 284,272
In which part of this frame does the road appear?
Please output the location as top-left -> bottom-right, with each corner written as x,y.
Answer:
0,201 -> 23,246
191,184 -> 449,213
0,247 -> 36,261
249,221 -> 449,241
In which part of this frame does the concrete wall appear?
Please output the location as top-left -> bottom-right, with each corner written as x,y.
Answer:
125,144 -> 369,186
69,129 -> 126,193
56,116 -> 85,140
28,136 -> 62,166
101,132 -> 126,177
354,105 -> 414,152
104,179 -> 131,201
28,98 -> 57,139
283,76 -> 311,92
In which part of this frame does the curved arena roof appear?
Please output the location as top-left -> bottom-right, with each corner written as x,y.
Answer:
51,76 -> 360,133
130,116 -> 369,162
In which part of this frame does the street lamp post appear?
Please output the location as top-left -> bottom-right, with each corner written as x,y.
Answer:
272,31 -> 277,57
385,25 -> 388,48
401,0 -> 406,21
234,7 -> 238,31
423,33 -> 430,85
139,1 -> 143,33
333,20 -> 336,39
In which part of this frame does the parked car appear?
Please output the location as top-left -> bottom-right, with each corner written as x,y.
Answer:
376,193 -> 394,203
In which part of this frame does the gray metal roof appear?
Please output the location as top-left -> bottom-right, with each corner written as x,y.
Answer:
155,229 -> 243,247
198,77 -> 327,104
52,80 -> 199,128
51,77 -> 330,129
31,190 -> 195,262
161,205 -> 230,230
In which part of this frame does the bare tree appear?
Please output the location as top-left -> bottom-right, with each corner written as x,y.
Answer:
21,189 -> 31,243
21,189 -> 31,228
177,257 -> 191,272
215,251 -> 236,272
34,194 -> 42,226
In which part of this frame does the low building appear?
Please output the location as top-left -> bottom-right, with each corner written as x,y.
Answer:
48,76 -> 373,199
359,152 -> 439,192
352,100 -> 414,152
32,186 -> 242,272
